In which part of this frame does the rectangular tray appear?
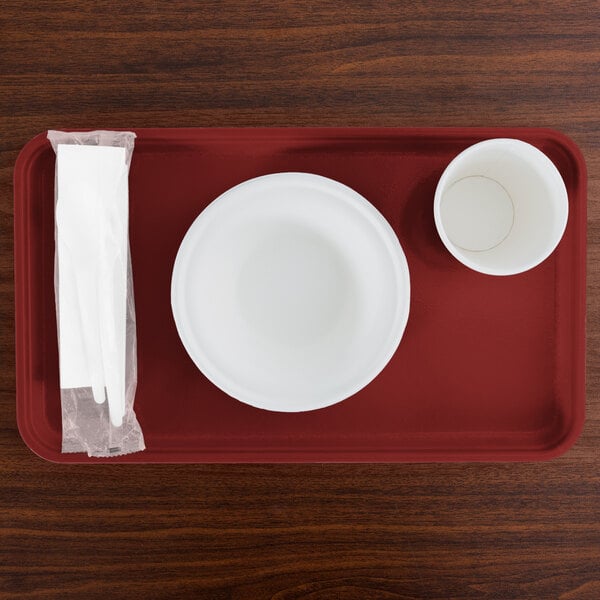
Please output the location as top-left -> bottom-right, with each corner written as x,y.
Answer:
14,128 -> 586,463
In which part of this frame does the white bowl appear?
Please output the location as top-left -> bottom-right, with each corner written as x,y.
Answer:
434,138 -> 568,276
171,172 -> 410,412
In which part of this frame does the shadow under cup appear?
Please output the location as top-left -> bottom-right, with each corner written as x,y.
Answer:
434,138 -> 569,276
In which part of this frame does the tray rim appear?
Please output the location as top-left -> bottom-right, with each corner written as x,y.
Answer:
14,127 -> 587,464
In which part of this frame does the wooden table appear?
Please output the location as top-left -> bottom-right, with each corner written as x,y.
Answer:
1,2 -> 598,598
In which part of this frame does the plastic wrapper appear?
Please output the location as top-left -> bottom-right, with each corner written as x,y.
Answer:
48,130 -> 145,457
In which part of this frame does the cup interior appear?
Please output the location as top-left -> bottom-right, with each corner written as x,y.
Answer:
434,139 -> 568,275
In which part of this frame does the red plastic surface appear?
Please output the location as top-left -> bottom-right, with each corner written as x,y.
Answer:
14,128 -> 586,463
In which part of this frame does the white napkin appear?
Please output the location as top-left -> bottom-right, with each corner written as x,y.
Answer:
55,144 -> 128,426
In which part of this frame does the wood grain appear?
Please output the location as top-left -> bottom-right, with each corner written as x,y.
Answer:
1,1 -> 599,598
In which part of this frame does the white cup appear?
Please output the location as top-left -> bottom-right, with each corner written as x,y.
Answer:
434,138 -> 568,275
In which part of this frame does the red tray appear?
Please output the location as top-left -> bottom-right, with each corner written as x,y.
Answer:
14,128 -> 586,463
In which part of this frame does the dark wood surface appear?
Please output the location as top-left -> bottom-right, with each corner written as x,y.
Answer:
1,1 -> 599,598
